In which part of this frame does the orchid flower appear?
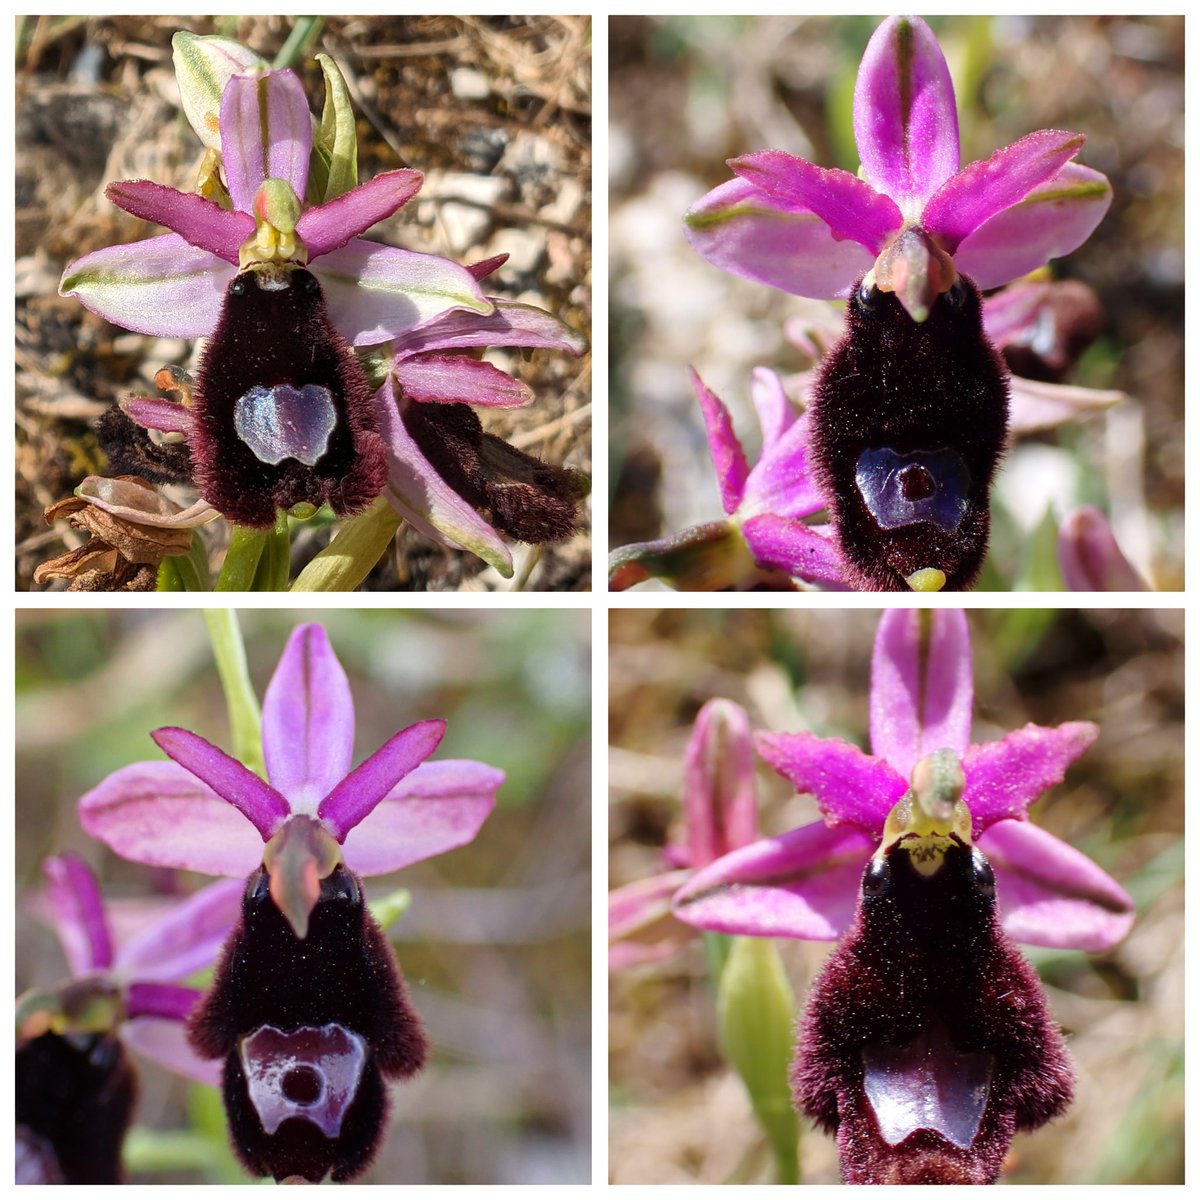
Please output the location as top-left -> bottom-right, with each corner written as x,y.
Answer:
686,16 -> 1112,323
673,609 -> 1133,953
78,623 -> 503,938
609,367 -> 846,591
609,699 -> 759,968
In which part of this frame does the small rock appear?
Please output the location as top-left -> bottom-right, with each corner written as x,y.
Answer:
425,172 -> 512,251
450,67 -> 491,101
460,126 -> 509,174
499,132 -> 564,189
489,228 -> 544,277
541,177 -> 585,227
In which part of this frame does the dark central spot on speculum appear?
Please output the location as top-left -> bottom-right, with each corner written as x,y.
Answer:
898,464 -> 936,501
281,1065 -> 322,1105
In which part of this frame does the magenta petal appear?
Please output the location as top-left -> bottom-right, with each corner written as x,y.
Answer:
105,181 -> 255,265
297,168 -> 423,259
42,854 -> 114,975
396,354 -> 533,407
152,728 -> 291,840
58,234 -> 232,337
870,610 -> 973,779
730,152 -> 903,255
1058,506 -> 1149,591
125,982 -> 203,1022
748,367 -> 798,452
115,878 -> 244,981
742,413 -> 826,519
1008,376 -> 1124,438
691,368 -> 749,515
685,177 -> 876,299
120,1016 -> 223,1086
608,870 -> 696,969
854,16 -> 960,204
962,721 -> 1099,832
742,515 -> 847,587
673,822 -> 875,939
220,70 -> 312,213
338,758 -> 501,874
318,719 -> 447,841
954,161 -> 1114,289
980,819 -> 1134,952
391,299 -> 586,358
684,699 -> 757,866
921,129 -> 1087,253
262,625 -> 355,815
121,395 -> 195,435
755,731 -> 907,831
79,760 -> 267,876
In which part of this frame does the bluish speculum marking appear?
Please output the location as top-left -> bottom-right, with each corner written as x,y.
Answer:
234,383 -> 337,466
239,1023 -> 367,1137
862,1016 -> 993,1149
855,447 -> 970,533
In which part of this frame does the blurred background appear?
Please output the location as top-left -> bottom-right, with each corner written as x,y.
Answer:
609,16 -> 1183,589
610,608 -> 1183,1183
17,15 -> 591,591
16,608 -> 591,1183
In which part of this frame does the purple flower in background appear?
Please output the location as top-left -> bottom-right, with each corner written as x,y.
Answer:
609,699 -> 759,968
79,623 -> 502,937
17,855 -> 242,1182
674,609 -> 1133,953
686,15 -> 1111,323
609,368 -> 846,591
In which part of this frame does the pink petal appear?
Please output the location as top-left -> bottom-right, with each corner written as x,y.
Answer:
262,624 -> 355,814
105,181 -> 255,265
608,870 -> 696,969
392,299 -> 586,359
684,177 -> 875,299
120,1015 -> 223,1086
297,168 -> 423,259
1007,376 -> 1125,437
921,129 -> 1088,254
755,731 -> 906,831
396,354 -> 533,407
116,878 -> 244,981
684,699 -> 757,866
220,69 -> 312,214
690,368 -> 749,515
980,819 -> 1134,952
870,610 -> 973,779
152,728 -> 291,841
729,151 -> 903,255
466,253 -> 509,281
741,515 -> 847,587
854,16 -> 960,205
954,162 -> 1113,290
338,759 -> 502,875
962,721 -> 1099,832
78,760 -> 266,876
125,982 -> 203,1022
673,822 -> 875,939
1058,506 -> 1149,591
318,720 -> 447,841
120,395 -> 194,435
747,366 -> 798,452
741,413 -> 826,519
58,233 -> 232,337
315,239 -> 492,346
42,854 -> 114,975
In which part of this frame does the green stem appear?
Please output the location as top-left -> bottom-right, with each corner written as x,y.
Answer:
273,17 -> 325,69
291,499 -> 402,592
203,611 -> 264,775
172,534 -> 212,592
249,516 -> 292,591
216,526 -> 268,591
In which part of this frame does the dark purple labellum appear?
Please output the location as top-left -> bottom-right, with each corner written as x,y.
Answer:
191,267 -> 388,528
15,1031 -> 136,1183
792,840 -> 1073,1184
189,864 -> 426,1183
810,275 -> 1009,590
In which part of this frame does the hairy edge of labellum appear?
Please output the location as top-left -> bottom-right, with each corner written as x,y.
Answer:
191,267 -> 388,528
188,864 -> 426,1183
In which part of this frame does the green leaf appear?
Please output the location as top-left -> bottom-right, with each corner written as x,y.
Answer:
291,498 -> 401,591
203,610 -> 264,775
717,936 -> 800,1184
369,887 -> 413,930
311,53 -> 359,203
